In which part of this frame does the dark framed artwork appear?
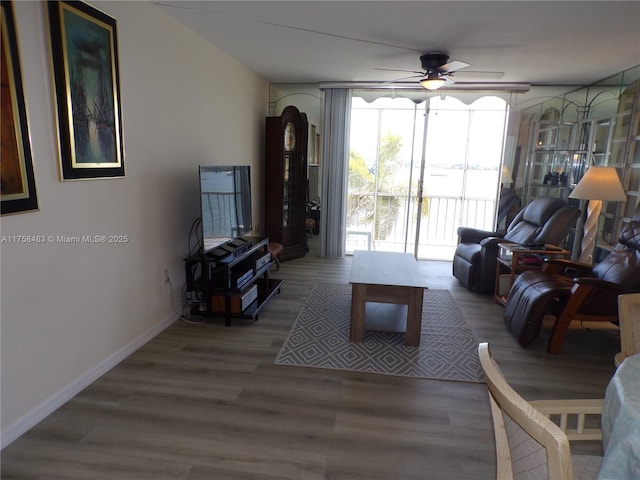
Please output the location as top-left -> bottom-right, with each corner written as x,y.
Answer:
1,0 -> 39,215
47,1 -> 124,180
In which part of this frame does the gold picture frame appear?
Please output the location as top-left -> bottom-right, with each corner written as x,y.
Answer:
47,0 -> 124,180
1,0 -> 39,215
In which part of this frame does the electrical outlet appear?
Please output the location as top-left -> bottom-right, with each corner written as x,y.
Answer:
162,267 -> 170,285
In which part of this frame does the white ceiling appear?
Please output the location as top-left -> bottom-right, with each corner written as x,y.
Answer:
155,1 -> 640,89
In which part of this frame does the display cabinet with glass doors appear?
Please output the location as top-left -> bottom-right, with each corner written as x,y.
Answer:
600,78 -> 640,256
519,69 -> 640,262
526,119 -> 609,205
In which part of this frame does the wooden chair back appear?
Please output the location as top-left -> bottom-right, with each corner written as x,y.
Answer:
478,343 -> 603,479
479,343 -> 572,479
615,293 -> 640,366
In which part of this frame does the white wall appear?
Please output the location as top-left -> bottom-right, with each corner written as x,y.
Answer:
0,1 -> 268,447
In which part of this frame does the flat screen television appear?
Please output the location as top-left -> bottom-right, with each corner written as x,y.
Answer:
199,165 -> 252,253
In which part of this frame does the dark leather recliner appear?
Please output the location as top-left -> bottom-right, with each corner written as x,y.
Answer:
503,207 -> 640,354
453,197 -> 580,293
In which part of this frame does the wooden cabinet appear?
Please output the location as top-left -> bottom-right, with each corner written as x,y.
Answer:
265,105 -> 309,261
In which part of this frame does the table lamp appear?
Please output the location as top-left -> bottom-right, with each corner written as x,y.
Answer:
569,166 -> 626,264
501,165 -> 513,187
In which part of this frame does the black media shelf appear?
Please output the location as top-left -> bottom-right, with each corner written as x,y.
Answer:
184,236 -> 283,325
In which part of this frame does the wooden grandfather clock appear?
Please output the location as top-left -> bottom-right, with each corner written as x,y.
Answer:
265,105 -> 309,261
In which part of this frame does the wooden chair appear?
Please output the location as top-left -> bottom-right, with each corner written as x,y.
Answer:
614,293 -> 640,366
478,343 -> 603,479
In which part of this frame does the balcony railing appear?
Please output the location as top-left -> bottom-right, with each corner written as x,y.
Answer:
345,193 -> 497,260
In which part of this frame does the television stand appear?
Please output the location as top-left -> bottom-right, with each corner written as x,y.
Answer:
184,236 -> 283,325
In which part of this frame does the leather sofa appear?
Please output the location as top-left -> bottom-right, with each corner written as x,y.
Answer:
453,197 -> 580,293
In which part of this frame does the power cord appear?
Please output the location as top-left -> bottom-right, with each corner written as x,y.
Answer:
179,216 -> 207,325
187,217 -> 203,258
166,275 -> 205,325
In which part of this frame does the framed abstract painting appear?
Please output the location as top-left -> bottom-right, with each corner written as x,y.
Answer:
47,0 -> 124,180
1,0 -> 39,215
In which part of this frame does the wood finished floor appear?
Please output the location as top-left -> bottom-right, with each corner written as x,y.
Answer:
1,239 -> 620,479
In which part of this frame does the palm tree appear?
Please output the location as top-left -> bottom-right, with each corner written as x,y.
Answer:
347,133 -> 404,241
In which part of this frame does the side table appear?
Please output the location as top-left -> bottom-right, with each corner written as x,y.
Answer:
494,243 -> 570,306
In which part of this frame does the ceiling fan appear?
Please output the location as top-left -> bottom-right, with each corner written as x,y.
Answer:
377,52 -> 503,90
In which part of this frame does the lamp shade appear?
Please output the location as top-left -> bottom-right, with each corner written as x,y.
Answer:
501,165 -> 513,184
569,167 -> 626,201
420,75 -> 445,90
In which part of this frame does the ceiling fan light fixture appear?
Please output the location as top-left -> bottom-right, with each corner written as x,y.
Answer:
420,75 -> 445,90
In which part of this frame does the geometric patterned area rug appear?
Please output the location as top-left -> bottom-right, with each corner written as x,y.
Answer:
275,283 -> 484,382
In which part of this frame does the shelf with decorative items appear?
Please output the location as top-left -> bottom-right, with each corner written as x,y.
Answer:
517,67 -> 640,262
525,119 -> 594,203
521,109 -> 619,257
527,150 -> 586,199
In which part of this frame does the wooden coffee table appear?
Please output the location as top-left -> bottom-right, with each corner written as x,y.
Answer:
349,250 -> 428,346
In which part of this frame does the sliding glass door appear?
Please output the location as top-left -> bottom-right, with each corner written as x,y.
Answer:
347,97 -> 423,254
347,94 -> 508,260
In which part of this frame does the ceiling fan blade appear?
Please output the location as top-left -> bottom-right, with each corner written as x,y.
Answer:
442,76 -> 456,86
379,74 -> 425,85
439,60 -> 470,73
452,70 -> 505,79
375,67 -> 424,75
